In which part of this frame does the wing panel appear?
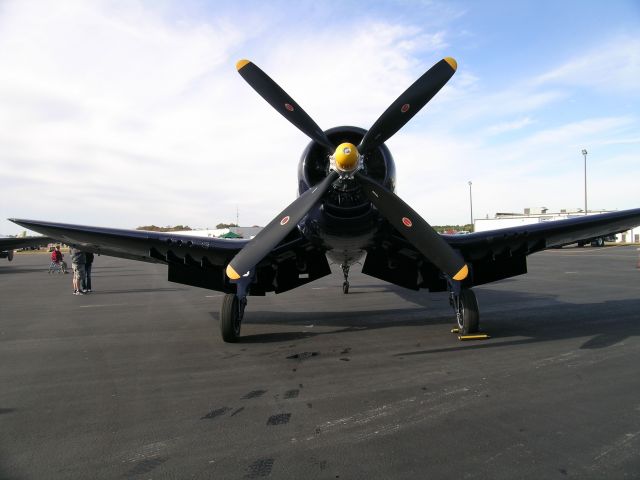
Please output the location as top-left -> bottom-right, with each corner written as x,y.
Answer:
445,208 -> 640,260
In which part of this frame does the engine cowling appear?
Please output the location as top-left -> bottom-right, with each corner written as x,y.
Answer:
297,126 -> 396,211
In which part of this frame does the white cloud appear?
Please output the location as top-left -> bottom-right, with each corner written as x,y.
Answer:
0,1 -> 638,237
534,36 -> 640,92
0,1 -> 456,233
484,117 -> 534,136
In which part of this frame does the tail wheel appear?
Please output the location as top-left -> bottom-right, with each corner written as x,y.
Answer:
220,294 -> 242,343
455,289 -> 479,335
343,282 -> 349,294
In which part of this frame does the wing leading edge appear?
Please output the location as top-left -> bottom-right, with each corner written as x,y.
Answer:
9,219 -> 331,294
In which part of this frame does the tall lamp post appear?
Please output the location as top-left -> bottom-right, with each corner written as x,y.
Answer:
468,181 -> 473,231
581,149 -> 588,215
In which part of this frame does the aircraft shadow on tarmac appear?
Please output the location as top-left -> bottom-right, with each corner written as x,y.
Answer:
210,286 -> 640,349
90,287 -> 188,295
395,294 -> 640,356
0,265 -> 51,274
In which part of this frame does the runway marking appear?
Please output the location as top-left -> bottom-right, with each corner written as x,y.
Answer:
125,456 -> 168,477
544,248 -> 627,257
484,443 -> 526,465
78,303 -> 129,308
534,350 -> 582,368
206,294 -> 224,298
125,440 -> 172,462
308,387 -> 486,443
594,431 -> 640,461
590,430 -> 640,472
319,397 -> 417,432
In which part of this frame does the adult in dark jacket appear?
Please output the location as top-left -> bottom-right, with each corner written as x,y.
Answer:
84,252 -> 94,292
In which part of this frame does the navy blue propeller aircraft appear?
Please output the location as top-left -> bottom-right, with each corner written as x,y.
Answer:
11,57 -> 640,342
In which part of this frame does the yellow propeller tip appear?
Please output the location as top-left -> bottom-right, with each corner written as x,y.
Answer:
452,264 -> 468,281
236,59 -> 251,71
226,264 -> 241,280
444,57 -> 457,71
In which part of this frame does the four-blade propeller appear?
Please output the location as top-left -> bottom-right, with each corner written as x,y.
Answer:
236,60 -> 335,150
228,57 -> 468,282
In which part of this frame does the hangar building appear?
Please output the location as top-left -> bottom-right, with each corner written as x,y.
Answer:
474,207 -> 639,244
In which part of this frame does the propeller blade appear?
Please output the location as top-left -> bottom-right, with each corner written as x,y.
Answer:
358,58 -> 457,153
236,59 -> 334,150
354,172 -> 468,281
226,171 -> 339,280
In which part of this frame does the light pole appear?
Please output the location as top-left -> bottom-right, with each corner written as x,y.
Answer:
468,181 -> 473,231
581,149 -> 588,215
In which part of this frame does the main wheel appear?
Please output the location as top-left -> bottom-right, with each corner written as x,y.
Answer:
220,294 -> 242,343
456,289 -> 479,335
343,282 -> 349,294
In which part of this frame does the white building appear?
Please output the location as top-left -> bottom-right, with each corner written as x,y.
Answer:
474,207 -> 640,243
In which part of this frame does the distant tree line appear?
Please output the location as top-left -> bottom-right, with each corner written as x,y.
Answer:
136,225 -> 192,232
433,224 -> 473,233
134,223 -> 470,233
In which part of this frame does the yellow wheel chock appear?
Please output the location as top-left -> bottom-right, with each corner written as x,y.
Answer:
450,327 -> 491,341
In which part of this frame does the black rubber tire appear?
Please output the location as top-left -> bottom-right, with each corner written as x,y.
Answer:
591,237 -> 604,247
220,294 -> 241,343
343,282 -> 349,294
457,289 -> 479,335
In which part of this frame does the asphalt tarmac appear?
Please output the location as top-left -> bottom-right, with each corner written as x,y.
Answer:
1,247 -> 639,479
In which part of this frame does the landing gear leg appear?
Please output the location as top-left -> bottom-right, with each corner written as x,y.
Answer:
220,276 -> 250,343
341,263 -> 350,294
448,282 -> 479,335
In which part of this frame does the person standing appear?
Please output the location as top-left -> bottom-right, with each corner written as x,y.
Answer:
84,251 -> 94,292
70,247 -> 86,295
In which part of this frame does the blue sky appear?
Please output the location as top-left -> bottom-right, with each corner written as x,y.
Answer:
1,0 -> 639,235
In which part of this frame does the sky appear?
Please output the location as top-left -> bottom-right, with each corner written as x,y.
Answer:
1,0 -> 639,235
